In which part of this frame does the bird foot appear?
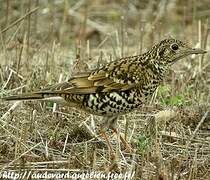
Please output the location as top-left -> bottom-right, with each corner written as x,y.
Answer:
109,151 -> 116,161
122,142 -> 133,153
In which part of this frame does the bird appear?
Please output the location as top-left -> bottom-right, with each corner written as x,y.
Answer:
2,38 -> 207,154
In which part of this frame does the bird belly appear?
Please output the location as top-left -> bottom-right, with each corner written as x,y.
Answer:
81,90 -> 143,116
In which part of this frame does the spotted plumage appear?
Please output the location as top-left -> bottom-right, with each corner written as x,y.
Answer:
3,38 -> 206,152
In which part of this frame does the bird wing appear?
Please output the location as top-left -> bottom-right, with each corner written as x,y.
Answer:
41,56 -> 141,94
3,56 -> 145,101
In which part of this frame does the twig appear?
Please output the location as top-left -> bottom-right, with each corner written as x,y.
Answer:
62,133 -> 69,154
186,111 -> 209,148
68,9 -> 111,35
2,69 -> 13,90
0,101 -> 21,121
1,7 -> 39,34
0,142 -> 41,172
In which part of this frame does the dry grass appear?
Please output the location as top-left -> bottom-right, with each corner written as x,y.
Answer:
0,0 -> 210,179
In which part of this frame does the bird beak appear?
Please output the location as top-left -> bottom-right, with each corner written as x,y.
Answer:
171,48 -> 207,64
188,48 -> 207,55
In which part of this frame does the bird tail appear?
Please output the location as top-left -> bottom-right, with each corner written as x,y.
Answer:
2,92 -> 45,101
2,92 -> 67,104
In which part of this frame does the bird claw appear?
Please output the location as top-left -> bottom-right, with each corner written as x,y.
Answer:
122,143 -> 133,153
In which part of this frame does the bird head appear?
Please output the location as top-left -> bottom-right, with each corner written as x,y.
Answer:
150,38 -> 207,65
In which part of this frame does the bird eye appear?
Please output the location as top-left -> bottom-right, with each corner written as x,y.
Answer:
170,43 -> 179,51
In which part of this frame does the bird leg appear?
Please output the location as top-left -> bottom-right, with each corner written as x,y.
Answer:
101,116 -> 132,152
99,125 -> 114,155
110,127 -> 132,153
